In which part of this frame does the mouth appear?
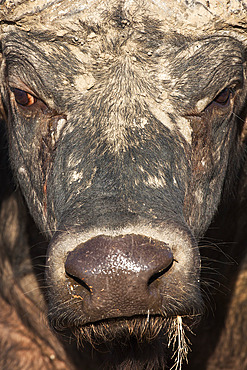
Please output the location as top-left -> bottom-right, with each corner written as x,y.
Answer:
50,313 -> 201,369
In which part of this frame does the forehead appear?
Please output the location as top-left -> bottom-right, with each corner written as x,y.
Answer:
1,0 -> 247,36
1,0 -> 246,122
2,0 -> 245,72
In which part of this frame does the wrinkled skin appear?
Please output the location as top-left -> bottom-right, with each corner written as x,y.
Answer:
0,1 -> 247,369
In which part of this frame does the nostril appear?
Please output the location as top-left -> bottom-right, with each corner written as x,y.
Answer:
63,234 -> 177,319
147,259 -> 174,286
65,271 -> 92,293
64,234 -> 174,307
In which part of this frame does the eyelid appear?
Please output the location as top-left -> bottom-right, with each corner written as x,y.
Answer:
8,77 -> 37,94
9,79 -> 39,98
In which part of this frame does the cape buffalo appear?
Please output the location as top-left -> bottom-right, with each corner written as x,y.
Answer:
0,0 -> 247,369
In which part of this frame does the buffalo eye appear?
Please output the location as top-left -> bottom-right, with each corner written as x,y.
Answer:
12,88 -> 37,107
213,87 -> 231,106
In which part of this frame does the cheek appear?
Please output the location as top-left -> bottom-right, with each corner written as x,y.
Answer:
8,122 -> 54,235
184,120 -> 234,236
16,163 -> 51,232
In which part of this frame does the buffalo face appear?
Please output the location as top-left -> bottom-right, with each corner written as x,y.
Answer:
1,2 -> 247,368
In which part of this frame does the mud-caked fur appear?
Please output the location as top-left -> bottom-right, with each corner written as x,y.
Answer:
1,1 -> 247,369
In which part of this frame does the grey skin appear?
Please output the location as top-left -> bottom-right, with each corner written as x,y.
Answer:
0,0 -> 247,369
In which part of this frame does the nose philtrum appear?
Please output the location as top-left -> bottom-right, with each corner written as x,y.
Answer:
65,234 -> 174,320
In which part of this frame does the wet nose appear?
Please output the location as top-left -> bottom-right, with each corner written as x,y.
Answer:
64,234 -> 173,321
